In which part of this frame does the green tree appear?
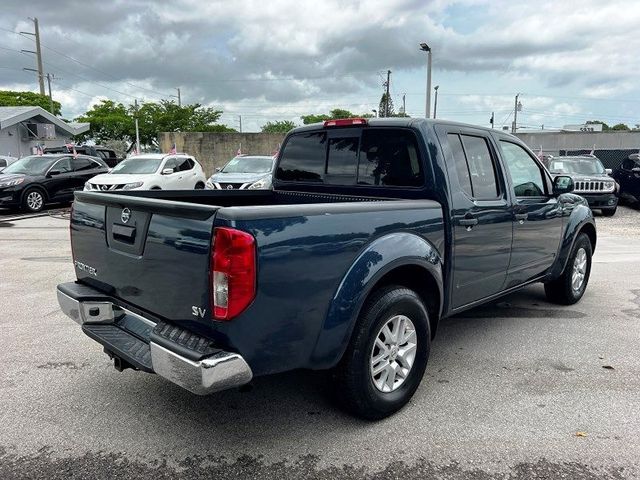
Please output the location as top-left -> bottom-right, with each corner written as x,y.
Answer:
133,100 -> 226,145
301,108 -> 373,125
75,100 -> 133,143
0,90 -> 62,115
261,120 -> 297,133
75,99 -> 233,146
378,93 -> 395,117
611,123 -> 630,131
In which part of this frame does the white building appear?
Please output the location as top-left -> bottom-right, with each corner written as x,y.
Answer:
0,106 -> 89,158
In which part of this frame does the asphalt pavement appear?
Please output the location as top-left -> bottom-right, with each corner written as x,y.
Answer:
0,206 -> 639,479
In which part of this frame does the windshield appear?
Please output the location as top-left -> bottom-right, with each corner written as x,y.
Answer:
110,157 -> 162,174
548,158 -> 605,175
2,156 -> 59,175
221,156 -> 273,174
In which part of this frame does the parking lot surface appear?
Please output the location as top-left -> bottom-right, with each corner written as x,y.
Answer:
0,206 -> 639,479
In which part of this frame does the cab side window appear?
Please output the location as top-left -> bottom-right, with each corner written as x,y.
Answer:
622,159 -> 635,170
499,141 -> 546,197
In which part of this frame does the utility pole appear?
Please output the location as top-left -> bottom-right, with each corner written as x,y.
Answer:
490,112 -> 495,129
401,93 -> 406,115
419,43 -> 432,118
134,99 -> 141,155
385,69 -> 391,117
20,18 -> 45,95
175,87 -> 181,106
512,93 -> 521,134
238,115 -> 242,133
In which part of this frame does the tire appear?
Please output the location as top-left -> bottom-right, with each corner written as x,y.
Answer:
150,186 -> 161,190
544,233 -> 592,305
601,207 -> 616,217
21,188 -> 46,212
195,182 -> 205,189
332,285 -> 431,420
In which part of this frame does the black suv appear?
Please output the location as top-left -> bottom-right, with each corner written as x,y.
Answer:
612,154 -> 640,204
547,155 -> 618,216
45,145 -> 122,167
0,154 -> 108,212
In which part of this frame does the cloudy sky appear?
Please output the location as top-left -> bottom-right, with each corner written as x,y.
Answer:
1,0 -> 639,132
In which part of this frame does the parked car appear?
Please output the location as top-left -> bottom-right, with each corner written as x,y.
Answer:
205,155 -> 275,190
57,118 -> 596,419
84,153 -> 206,191
45,145 -> 123,168
0,155 -> 19,172
547,155 -> 618,216
0,154 -> 108,212
612,153 -> 640,204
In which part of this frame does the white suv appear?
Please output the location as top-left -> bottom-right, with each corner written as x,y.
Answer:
85,154 -> 206,191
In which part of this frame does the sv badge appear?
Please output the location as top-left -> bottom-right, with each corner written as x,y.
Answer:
191,306 -> 206,318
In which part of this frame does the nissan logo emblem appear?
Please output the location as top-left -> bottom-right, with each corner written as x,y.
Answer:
121,208 -> 131,224
226,185 -> 234,190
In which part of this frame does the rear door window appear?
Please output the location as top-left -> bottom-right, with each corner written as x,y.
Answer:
174,157 -> 193,172
460,135 -> 499,199
447,134 -> 473,197
72,157 -> 96,171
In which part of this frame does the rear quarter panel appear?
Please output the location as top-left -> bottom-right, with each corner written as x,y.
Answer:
211,200 -> 444,375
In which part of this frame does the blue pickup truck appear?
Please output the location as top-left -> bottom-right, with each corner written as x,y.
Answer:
57,118 -> 596,419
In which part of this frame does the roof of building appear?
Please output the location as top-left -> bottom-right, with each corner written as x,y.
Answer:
0,106 -> 89,135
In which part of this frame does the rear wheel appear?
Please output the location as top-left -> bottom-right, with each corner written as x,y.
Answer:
544,233 -> 592,305
21,188 -> 45,212
332,285 -> 431,420
195,182 -> 205,189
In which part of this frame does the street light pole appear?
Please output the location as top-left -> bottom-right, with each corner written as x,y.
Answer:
175,87 -> 181,106
512,93 -> 522,134
419,43 -> 432,118
433,85 -> 439,119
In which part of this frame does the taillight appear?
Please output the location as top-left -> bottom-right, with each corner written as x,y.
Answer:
323,118 -> 368,127
211,227 -> 256,321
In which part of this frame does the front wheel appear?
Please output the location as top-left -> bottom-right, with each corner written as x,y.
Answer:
544,233 -> 592,305
22,188 -> 45,212
332,286 -> 431,420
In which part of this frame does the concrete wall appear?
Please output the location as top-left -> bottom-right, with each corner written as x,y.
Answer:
159,132 -> 286,176
516,131 -> 640,155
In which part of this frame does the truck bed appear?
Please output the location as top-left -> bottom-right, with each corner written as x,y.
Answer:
71,189 -> 445,374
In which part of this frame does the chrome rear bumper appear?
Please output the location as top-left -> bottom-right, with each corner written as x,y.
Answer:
56,285 -> 253,395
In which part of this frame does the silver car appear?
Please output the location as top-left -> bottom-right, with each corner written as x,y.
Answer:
205,155 -> 275,190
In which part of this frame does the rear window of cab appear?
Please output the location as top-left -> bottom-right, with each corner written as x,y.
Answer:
276,128 -> 424,187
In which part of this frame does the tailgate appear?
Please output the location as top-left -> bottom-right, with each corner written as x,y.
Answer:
70,191 -> 219,322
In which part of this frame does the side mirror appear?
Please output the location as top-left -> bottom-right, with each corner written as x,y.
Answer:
605,168 -> 612,175
162,168 -> 174,175
47,170 -> 61,177
215,167 -> 222,172
553,175 -> 574,195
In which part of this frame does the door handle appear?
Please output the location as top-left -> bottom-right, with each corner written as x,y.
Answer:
459,217 -> 478,230
514,213 -> 528,223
